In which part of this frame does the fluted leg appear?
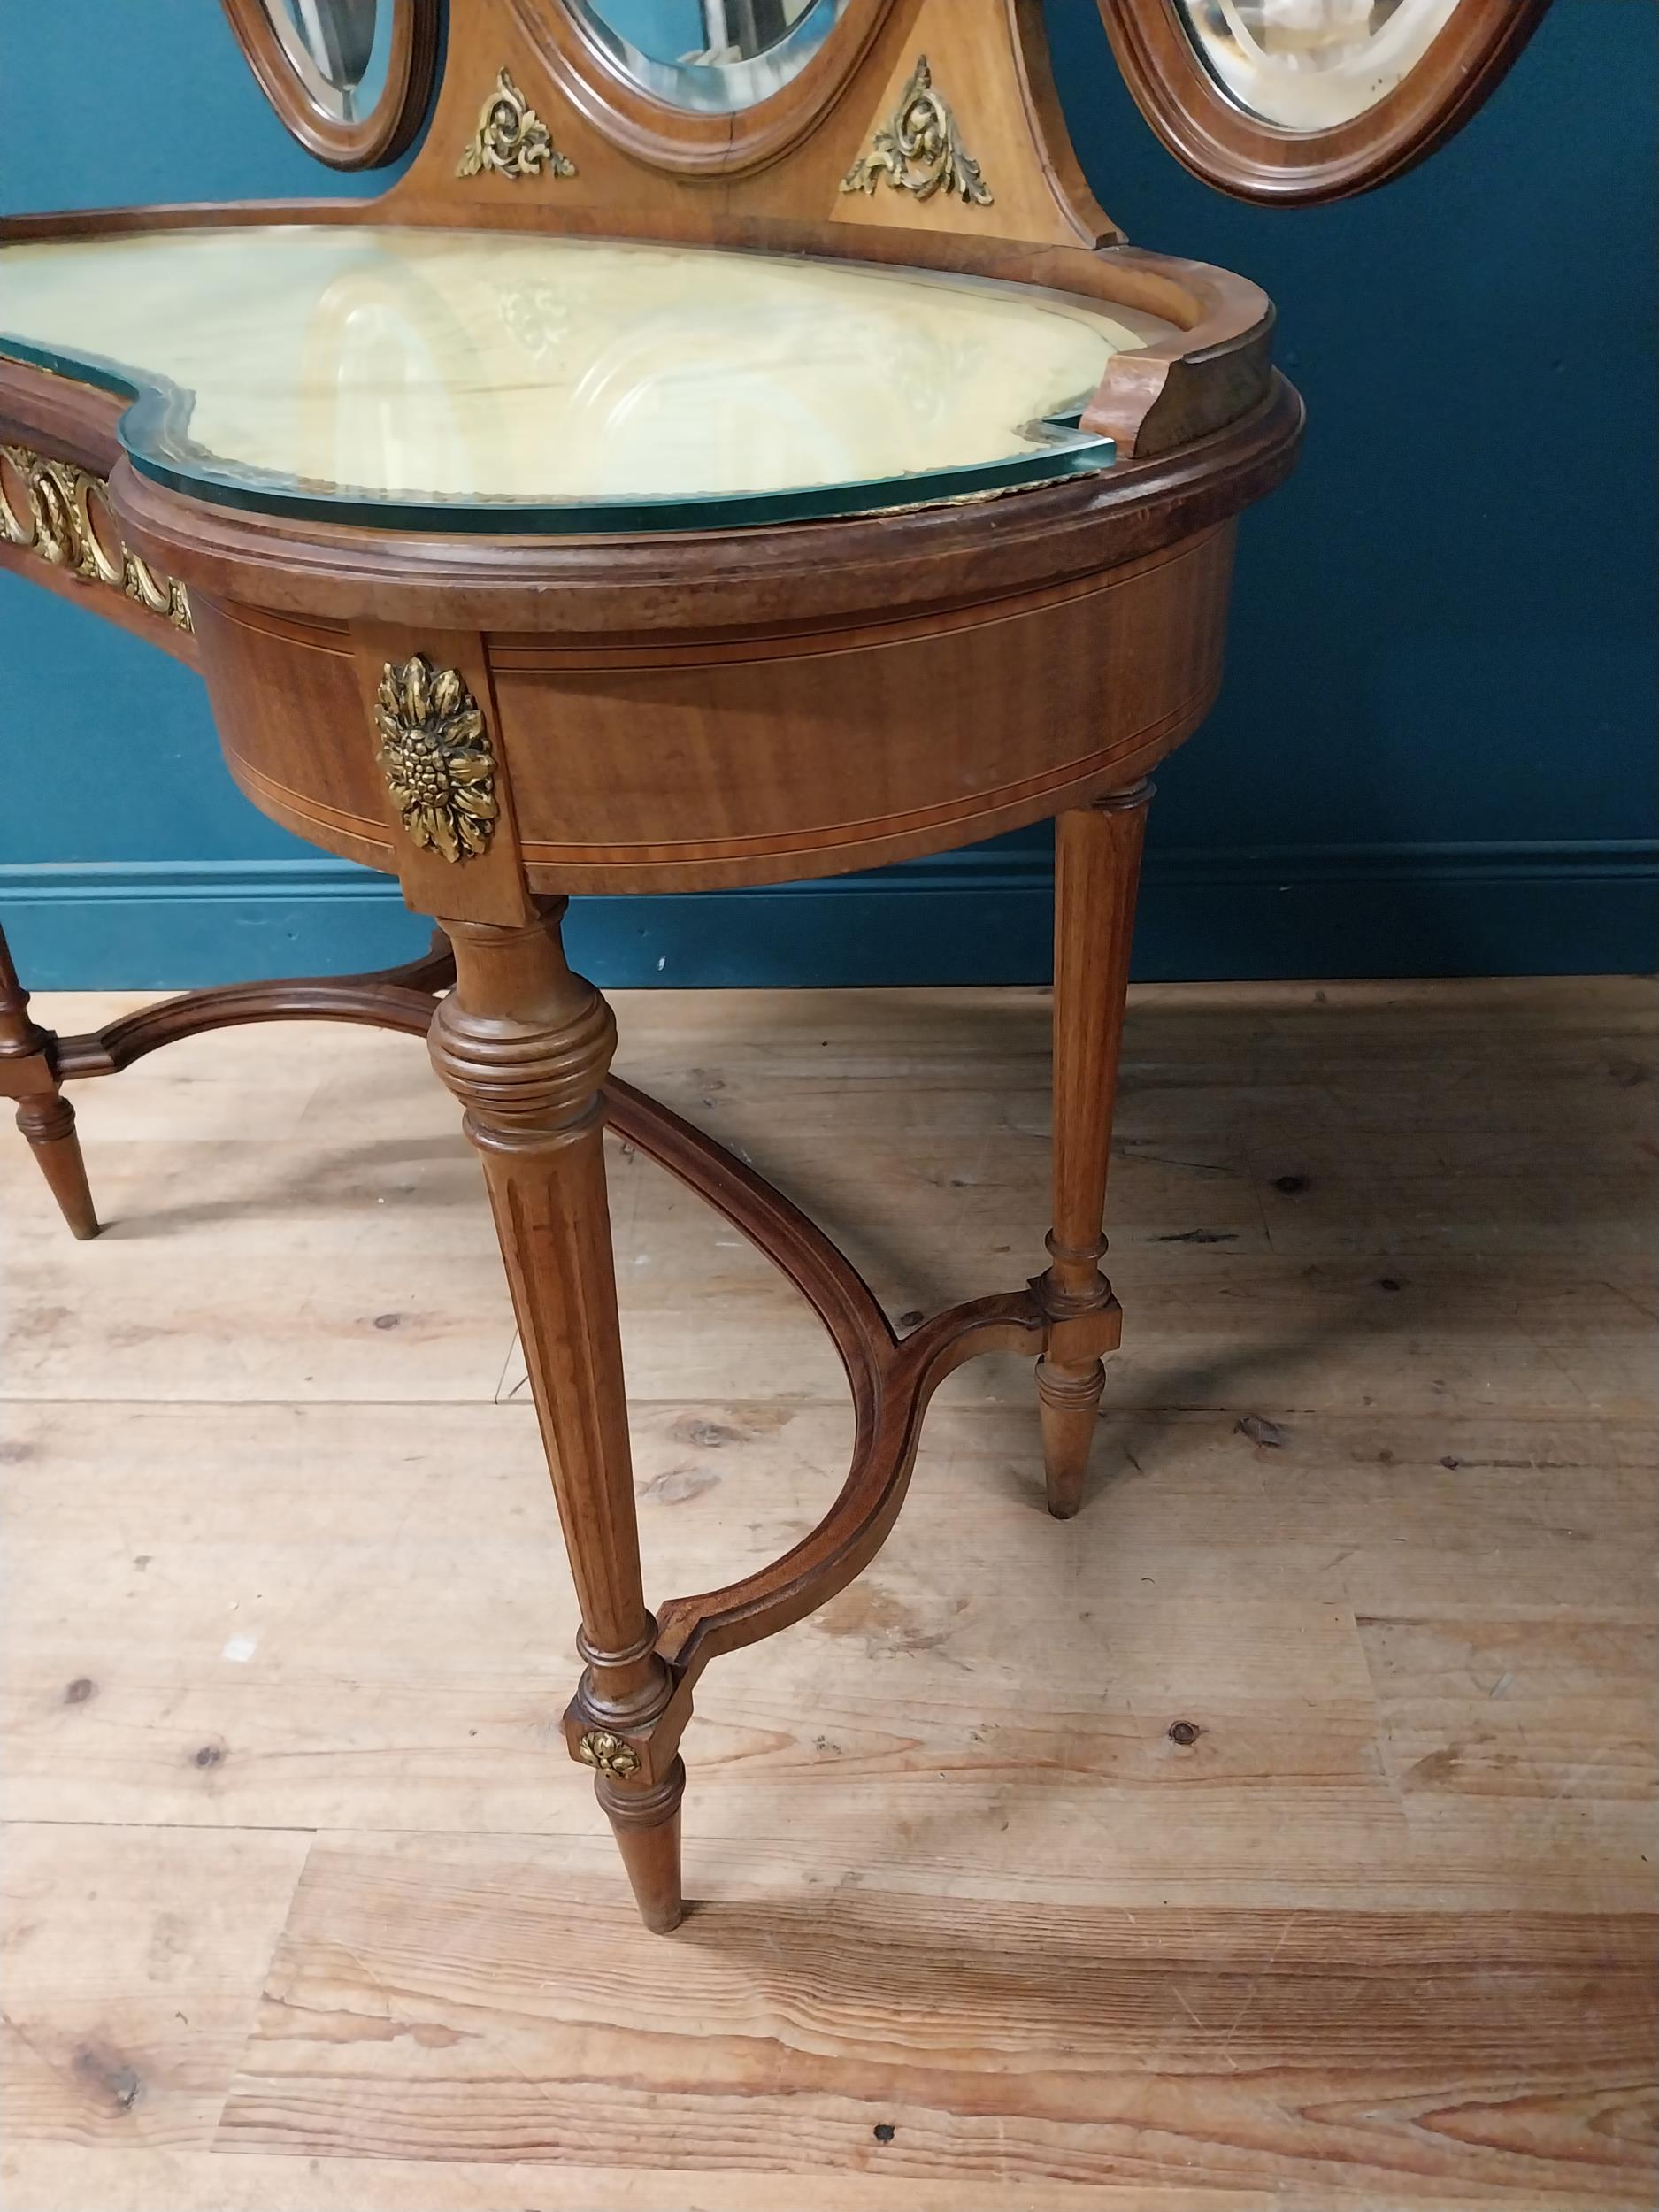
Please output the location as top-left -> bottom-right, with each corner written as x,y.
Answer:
1036,784 -> 1152,1517
0,925 -> 98,1240
428,900 -> 683,1932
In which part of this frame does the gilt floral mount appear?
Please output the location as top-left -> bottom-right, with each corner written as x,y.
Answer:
578,1730 -> 642,1779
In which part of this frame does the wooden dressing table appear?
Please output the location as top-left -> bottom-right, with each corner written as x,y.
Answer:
0,0 -> 1549,1933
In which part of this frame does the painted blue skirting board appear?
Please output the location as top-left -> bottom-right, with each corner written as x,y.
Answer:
3,843 -> 1653,991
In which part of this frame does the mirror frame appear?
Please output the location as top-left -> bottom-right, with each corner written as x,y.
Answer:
505,0 -> 893,178
220,0 -> 442,168
1098,0 -> 1553,204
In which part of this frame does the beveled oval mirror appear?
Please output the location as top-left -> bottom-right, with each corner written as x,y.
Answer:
1099,0 -> 1554,201
221,0 -> 440,166
572,0 -> 848,111
511,0 -> 887,174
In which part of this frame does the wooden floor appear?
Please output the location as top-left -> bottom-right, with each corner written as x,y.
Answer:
1,977 -> 1654,2212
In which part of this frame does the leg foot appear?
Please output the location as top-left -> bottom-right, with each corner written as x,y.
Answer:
15,1094 -> 100,1240
597,1759 -> 686,1934
0,926 -> 100,1240
1036,1355 -> 1104,1518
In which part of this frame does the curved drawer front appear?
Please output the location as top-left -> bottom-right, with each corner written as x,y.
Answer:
190,523 -> 1234,894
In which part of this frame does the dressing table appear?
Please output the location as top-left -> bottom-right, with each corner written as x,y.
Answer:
0,0 -> 1551,1932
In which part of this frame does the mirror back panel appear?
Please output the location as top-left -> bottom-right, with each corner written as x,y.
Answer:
380,0 -> 1122,254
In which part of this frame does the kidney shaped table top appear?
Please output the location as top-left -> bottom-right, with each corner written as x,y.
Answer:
0,224 -> 1183,530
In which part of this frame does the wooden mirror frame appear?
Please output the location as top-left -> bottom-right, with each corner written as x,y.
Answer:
1097,0 -> 1554,204
220,0 -> 442,168
504,0 -> 895,178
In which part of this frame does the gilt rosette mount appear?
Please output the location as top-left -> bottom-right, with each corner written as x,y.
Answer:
579,1729 -> 642,1780
841,56 -> 992,208
373,656 -> 499,863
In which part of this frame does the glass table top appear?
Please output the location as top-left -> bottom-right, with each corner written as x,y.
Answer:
0,226 -> 1171,534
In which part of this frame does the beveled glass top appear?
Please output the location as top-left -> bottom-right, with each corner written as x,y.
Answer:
0,226 -> 1171,534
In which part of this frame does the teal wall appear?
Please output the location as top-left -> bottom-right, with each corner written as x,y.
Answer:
2,2 -> 1653,987
599,0 -> 710,55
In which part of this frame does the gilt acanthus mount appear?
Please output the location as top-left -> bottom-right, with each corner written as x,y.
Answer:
841,56 -> 993,208
0,445 -> 191,631
458,67 -> 576,181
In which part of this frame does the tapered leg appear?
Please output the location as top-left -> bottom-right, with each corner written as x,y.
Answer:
1036,783 -> 1152,1517
428,901 -> 683,1932
596,1758 -> 686,1932
0,925 -> 98,1240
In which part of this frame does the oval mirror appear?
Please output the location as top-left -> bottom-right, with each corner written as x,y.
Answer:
262,0 -> 382,117
517,0 -> 885,175
1098,0 -> 1553,201
221,0 -> 440,166
571,0 -> 848,112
